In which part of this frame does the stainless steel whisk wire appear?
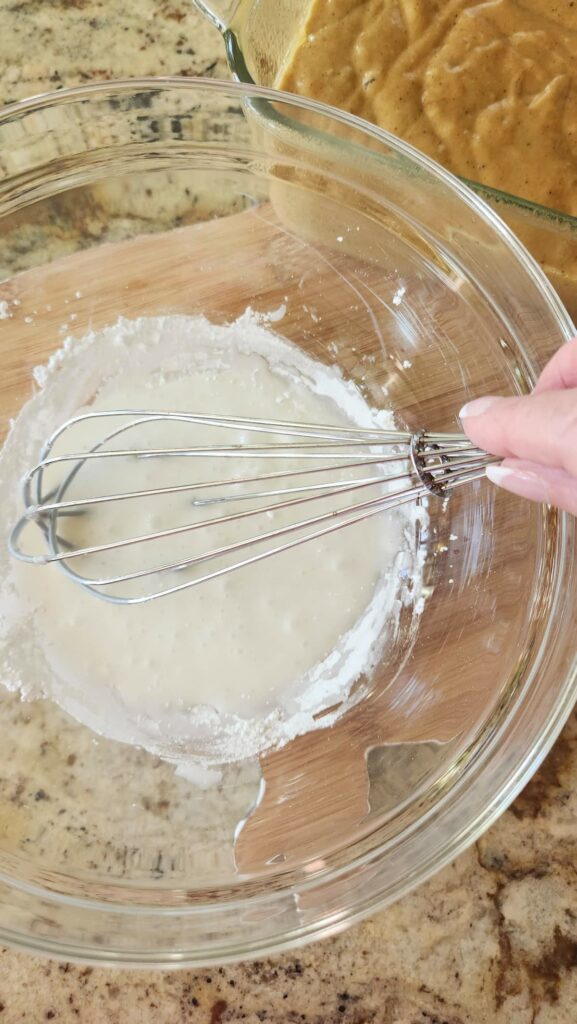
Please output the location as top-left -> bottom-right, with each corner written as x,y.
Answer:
9,410 -> 498,604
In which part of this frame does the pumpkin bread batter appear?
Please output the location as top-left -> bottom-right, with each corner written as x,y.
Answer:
279,0 -> 577,216
279,0 -> 577,316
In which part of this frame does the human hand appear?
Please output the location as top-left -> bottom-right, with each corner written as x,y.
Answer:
459,337 -> 577,515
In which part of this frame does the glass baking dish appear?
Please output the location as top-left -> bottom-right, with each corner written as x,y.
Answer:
195,0 -> 577,322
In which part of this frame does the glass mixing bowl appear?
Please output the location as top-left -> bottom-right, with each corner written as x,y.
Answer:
0,78 -> 576,967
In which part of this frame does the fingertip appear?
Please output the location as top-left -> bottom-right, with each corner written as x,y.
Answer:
485,463 -> 550,503
486,460 -> 577,516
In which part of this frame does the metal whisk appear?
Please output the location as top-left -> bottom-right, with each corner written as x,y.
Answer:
8,410 -> 498,605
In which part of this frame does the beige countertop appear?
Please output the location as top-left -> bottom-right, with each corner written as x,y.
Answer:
1,2 -> 577,1021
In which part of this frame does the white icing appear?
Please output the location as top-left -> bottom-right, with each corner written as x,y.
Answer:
0,313 -> 424,766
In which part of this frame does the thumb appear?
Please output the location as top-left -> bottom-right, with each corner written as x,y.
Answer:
459,389 -> 577,479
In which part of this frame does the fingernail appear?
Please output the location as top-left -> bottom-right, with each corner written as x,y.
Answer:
486,464 -> 550,504
459,396 -> 504,419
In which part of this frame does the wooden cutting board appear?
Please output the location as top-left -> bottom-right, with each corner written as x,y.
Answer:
0,207 -> 523,872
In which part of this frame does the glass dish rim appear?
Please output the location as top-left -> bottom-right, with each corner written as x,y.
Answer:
1,74 -> 575,332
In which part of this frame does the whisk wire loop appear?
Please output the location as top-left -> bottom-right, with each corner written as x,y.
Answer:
8,410 -> 497,604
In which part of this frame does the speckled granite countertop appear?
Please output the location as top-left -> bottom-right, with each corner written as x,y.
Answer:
1,2 -> 577,1022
